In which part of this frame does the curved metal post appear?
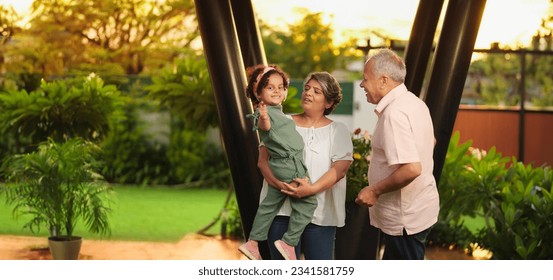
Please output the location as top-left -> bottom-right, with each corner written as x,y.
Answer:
424,0 -> 487,183
404,0 -> 445,97
194,0 -> 263,244
229,0 -> 271,259
230,0 -> 267,67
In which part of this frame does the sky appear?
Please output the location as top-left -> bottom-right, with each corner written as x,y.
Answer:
251,0 -> 551,49
2,0 -> 551,49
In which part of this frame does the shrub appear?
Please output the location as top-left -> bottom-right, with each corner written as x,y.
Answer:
221,197 -> 244,240
0,74 -> 122,145
0,74 -> 122,162
478,160 -> 553,259
435,131 -> 553,259
100,99 -> 172,185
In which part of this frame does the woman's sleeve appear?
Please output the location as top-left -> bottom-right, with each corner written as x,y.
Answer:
331,122 -> 354,162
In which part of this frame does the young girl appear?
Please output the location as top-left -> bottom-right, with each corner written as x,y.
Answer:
238,65 -> 315,260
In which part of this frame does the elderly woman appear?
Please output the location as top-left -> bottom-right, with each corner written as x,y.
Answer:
258,71 -> 353,260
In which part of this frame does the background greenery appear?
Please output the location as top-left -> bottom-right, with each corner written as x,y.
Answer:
0,185 -> 229,242
430,131 -> 553,259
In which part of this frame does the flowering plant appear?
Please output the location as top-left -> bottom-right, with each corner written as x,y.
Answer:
346,128 -> 372,202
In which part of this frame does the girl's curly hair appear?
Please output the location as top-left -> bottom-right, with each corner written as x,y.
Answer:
245,64 -> 289,106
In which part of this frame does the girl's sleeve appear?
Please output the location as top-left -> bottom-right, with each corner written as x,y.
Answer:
246,108 -> 260,131
331,122 -> 354,162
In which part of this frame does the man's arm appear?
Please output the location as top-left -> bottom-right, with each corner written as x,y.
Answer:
355,162 -> 421,207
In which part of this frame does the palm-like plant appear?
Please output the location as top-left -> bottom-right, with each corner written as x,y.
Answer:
2,137 -> 112,239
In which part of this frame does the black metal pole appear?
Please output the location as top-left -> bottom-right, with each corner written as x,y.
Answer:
424,0 -> 487,184
229,0 -> 271,259
230,0 -> 267,68
404,0 -> 445,97
194,0 -> 263,246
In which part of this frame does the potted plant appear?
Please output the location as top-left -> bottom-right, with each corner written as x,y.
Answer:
1,137 -> 112,260
345,128 -> 372,203
335,128 -> 381,259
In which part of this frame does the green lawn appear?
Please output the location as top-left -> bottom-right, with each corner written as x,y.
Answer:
0,185 -> 230,242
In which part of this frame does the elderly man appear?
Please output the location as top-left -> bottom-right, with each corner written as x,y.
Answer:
356,48 -> 440,260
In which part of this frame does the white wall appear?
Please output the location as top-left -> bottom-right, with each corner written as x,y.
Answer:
329,80 -> 378,136
352,80 -> 377,135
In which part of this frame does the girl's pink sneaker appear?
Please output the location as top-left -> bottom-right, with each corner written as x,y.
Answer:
274,240 -> 297,260
238,240 -> 262,260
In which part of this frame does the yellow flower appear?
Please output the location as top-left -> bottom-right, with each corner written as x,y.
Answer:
346,128 -> 372,202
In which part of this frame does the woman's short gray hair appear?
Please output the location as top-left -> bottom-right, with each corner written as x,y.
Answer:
303,72 -> 343,115
366,48 -> 406,83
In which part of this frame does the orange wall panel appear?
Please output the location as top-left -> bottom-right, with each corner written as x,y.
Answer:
453,109 -> 520,159
524,112 -> 553,167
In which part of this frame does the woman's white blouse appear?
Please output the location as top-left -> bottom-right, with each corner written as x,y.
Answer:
259,121 -> 353,227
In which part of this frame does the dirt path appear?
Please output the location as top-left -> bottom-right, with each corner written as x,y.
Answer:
1,234 -> 478,260
0,234 -> 247,260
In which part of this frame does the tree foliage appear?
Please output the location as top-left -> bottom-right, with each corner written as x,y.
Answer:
0,5 -> 20,46
468,54 -> 521,106
7,0 -> 199,79
147,57 -> 216,132
466,4 -> 553,107
259,11 -> 364,80
0,5 -> 22,90
528,3 -> 553,107
261,12 -> 339,79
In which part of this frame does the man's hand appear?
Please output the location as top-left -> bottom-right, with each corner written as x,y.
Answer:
355,186 -> 378,207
